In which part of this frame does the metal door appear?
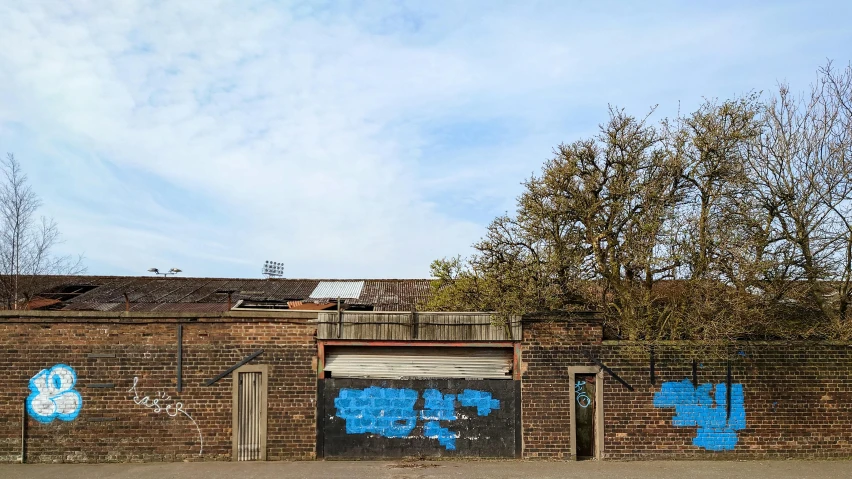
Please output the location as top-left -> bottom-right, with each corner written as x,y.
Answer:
320,378 -> 520,458
323,346 -> 513,379
232,365 -> 267,461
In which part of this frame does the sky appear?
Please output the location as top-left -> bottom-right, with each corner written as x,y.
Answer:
1,1 -> 851,279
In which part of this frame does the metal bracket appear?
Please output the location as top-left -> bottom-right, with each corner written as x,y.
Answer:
87,417 -> 117,422
585,351 -> 634,391
205,350 -> 264,386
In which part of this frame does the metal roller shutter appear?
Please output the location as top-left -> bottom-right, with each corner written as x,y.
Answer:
324,346 -> 513,379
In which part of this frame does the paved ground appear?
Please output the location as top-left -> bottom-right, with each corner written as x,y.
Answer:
1,460 -> 851,479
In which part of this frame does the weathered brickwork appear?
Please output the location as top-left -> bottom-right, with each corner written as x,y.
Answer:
0,312 -> 318,463
521,314 -> 852,459
520,315 -> 602,459
4,310 -> 852,462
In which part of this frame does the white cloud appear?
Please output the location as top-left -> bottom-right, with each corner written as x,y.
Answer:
1,0 -> 851,278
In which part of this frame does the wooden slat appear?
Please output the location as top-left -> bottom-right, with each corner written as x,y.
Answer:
317,312 -> 521,341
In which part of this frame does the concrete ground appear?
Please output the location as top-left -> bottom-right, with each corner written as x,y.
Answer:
1,460 -> 851,479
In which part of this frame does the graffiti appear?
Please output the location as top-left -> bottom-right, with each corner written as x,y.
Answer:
653,378 -> 746,451
27,364 -> 83,423
334,387 -> 418,437
129,377 -> 203,456
575,380 -> 591,408
421,389 -> 459,449
334,387 -> 500,450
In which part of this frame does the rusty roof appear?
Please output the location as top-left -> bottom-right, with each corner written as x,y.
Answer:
19,275 -> 432,312
24,297 -> 63,310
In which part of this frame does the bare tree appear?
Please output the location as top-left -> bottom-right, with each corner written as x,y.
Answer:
427,61 -> 852,341
744,68 -> 852,335
428,108 -> 686,338
820,61 -> 852,328
0,154 -> 85,309
665,96 -> 761,281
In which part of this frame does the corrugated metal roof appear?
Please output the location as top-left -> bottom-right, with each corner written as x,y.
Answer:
8,275 -> 432,312
63,302 -> 229,312
309,281 -> 365,299
357,280 -> 431,310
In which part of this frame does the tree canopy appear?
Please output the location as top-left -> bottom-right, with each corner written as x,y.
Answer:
0,153 -> 85,309
425,62 -> 852,341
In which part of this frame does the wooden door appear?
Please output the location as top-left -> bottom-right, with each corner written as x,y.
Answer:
574,374 -> 596,459
232,366 -> 267,461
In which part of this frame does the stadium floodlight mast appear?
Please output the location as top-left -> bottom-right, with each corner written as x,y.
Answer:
148,267 -> 182,277
263,261 -> 284,279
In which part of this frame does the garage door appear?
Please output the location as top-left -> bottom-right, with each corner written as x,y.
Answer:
318,346 -> 520,459
323,346 -> 513,380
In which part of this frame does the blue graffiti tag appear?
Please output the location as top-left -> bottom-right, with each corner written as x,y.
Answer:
26,364 -> 83,423
653,379 -> 745,451
334,387 -> 418,437
458,389 -> 500,416
575,380 -> 591,408
421,389 -> 459,449
334,388 -> 500,450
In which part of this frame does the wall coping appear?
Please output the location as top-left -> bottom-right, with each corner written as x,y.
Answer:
0,309 -> 323,323
601,339 -> 852,346
521,311 -> 602,322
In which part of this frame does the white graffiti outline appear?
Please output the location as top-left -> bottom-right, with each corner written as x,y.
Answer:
129,377 -> 203,456
27,364 -> 83,423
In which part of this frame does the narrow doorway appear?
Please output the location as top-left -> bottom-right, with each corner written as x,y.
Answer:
232,365 -> 268,461
574,374 -> 596,459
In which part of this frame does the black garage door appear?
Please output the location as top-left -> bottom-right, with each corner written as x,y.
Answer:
318,347 -> 520,459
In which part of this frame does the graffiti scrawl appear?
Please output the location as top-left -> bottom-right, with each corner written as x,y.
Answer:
653,378 -> 746,451
129,377 -> 203,456
334,387 -> 500,451
27,364 -> 83,423
575,380 -> 591,408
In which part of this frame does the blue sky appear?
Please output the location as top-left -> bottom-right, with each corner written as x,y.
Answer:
1,1 -> 850,279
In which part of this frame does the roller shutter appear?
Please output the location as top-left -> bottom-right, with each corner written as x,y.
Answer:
324,346 -> 513,380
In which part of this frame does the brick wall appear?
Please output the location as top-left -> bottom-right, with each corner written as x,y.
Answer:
0,311 -> 318,463
521,314 -> 852,459
5,310 -> 852,462
520,314 -> 602,459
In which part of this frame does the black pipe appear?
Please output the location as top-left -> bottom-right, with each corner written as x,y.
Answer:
726,359 -> 732,420
177,324 -> 183,393
692,359 -> 698,387
649,346 -> 656,385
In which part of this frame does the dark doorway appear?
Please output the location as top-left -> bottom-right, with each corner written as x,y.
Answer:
574,374 -> 596,459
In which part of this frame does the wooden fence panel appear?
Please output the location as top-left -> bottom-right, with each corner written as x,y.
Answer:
316,312 -> 521,341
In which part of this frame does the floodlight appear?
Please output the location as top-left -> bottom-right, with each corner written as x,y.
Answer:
149,267 -> 182,277
262,260 -> 284,278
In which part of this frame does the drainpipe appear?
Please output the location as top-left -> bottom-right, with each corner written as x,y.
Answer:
21,400 -> 26,463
